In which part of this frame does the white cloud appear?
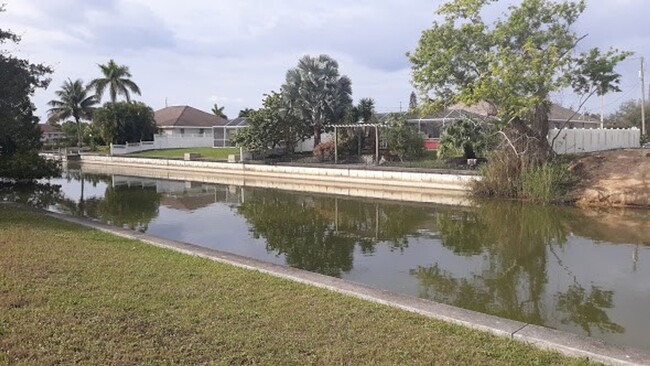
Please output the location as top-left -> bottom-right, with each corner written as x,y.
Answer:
2,0 -> 649,122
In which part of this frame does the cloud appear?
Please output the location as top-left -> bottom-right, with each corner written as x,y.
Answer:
2,0 -> 649,122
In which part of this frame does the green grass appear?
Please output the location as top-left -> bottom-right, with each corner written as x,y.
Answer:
128,147 -> 239,160
0,206 -> 596,365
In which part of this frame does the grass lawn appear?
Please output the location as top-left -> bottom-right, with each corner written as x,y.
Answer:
127,147 -> 239,160
0,206 -> 595,365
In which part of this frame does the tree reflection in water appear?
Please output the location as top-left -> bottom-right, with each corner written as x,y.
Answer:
0,181 -> 62,209
237,189 -> 430,277
56,170 -> 161,232
411,201 -> 624,336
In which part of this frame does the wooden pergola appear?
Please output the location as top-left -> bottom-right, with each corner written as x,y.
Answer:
331,123 -> 389,164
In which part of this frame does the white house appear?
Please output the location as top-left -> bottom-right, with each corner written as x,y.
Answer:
39,124 -> 65,144
155,106 -> 228,137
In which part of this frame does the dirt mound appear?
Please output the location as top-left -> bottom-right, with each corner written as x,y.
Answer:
570,149 -> 650,208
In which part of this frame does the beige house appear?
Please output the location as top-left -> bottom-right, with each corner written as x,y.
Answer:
39,124 -> 65,144
154,106 -> 228,137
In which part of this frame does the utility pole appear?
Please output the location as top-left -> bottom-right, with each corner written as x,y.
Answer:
600,95 -> 604,129
641,57 -> 646,136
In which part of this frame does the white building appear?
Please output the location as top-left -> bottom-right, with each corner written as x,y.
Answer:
39,124 -> 65,144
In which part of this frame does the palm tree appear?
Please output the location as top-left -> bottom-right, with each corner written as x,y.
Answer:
47,79 -> 98,148
211,103 -> 228,119
282,54 -> 353,147
89,59 -> 141,103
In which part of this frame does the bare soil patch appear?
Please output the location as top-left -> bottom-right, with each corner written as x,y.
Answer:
570,149 -> 650,208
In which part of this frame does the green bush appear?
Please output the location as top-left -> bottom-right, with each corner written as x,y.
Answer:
384,114 -> 424,162
472,149 -> 573,203
438,118 -> 494,159
521,163 -> 572,203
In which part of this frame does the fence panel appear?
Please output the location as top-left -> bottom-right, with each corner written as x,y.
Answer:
548,128 -> 640,154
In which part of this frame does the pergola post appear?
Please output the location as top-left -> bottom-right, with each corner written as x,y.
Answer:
374,126 -> 379,164
334,126 -> 338,164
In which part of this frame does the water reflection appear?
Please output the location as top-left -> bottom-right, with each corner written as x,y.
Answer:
412,201 -> 625,336
0,181 -> 62,208
4,167 -> 649,351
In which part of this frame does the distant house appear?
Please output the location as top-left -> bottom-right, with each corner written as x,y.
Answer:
39,124 -> 65,144
448,102 -> 600,129
214,117 -> 249,147
154,106 -> 228,137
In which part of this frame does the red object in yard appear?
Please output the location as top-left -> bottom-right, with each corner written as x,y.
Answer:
424,139 -> 439,150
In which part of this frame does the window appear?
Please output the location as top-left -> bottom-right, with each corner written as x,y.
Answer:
180,128 -> 185,135
199,128 -> 204,135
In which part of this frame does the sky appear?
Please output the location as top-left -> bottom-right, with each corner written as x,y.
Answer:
2,0 -> 648,121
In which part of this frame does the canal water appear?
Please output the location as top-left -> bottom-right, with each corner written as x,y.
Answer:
4,165 -> 650,351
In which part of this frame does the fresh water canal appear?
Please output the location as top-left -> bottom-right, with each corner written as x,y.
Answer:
6,165 -> 650,351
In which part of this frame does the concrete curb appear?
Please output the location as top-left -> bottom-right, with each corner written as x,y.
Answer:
22,207 -> 650,365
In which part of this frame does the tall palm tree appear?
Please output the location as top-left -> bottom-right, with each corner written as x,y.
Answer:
89,59 -> 141,103
47,79 -> 98,148
282,54 -> 352,147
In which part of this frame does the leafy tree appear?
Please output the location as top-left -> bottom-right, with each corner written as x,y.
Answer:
89,59 -> 141,103
234,92 -> 310,155
93,102 -> 157,144
438,118 -> 492,159
238,108 -> 254,118
282,54 -> 353,147
211,103 -> 228,119
47,79 -> 98,148
0,5 -> 59,180
409,91 -> 418,113
607,100 -> 650,129
409,0 -> 630,165
384,114 -> 424,162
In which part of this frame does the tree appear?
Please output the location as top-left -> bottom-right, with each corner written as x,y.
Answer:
0,5 -> 59,180
89,59 -> 141,103
384,114 -> 424,162
47,79 -> 98,148
282,54 -> 353,147
211,103 -> 228,119
93,102 -> 157,144
233,92 -> 310,155
409,91 -> 418,113
409,0 -> 629,165
238,108 -> 254,118
607,100 -> 650,129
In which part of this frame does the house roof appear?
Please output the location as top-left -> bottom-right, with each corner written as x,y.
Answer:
155,106 -> 228,128
39,124 -> 62,133
548,104 -> 599,123
225,117 -> 249,127
449,102 -> 599,124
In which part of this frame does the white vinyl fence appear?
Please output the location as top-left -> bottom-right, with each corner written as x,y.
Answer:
548,128 -> 640,154
110,134 -> 215,155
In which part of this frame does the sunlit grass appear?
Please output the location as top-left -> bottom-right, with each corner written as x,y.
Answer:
128,147 -> 239,160
0,206 -> 596,365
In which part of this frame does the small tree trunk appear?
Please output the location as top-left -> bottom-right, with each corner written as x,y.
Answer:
75,117 -> 82,149
313,125 -> 322,148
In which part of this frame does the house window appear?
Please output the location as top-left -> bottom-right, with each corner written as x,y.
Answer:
180,128 -> 185,135
199,128 -> 204,135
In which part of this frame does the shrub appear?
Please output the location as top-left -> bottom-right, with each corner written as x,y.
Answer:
438,118 -> 493,159
313,141 -> 336,162
521,163 -> 572,203
472,148 -> 573,203
385,114 -> 424,162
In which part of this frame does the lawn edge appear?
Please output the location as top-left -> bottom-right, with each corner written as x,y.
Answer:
6,203 -> 649,366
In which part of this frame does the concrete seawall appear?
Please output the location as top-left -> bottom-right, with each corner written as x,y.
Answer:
77,155 -> 477,205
